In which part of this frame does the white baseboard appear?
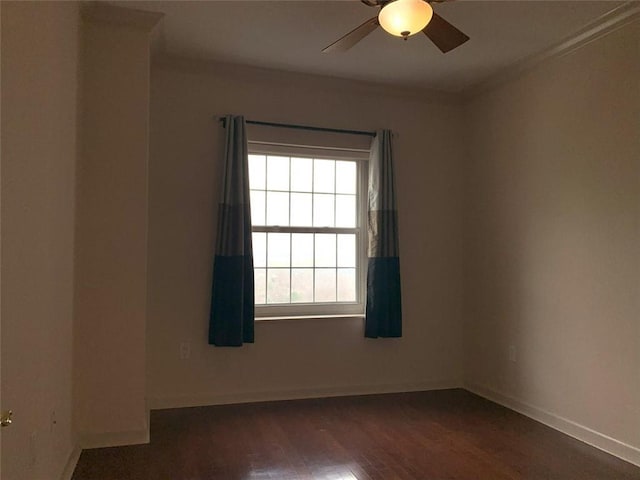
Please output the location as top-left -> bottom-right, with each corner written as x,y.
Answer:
59,445 -> 82,480
466,383 -> 640,468
148,379 -> 463,410
80,427 -> 149,450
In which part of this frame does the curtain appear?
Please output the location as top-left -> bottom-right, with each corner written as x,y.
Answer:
209,115 -> 255,346
365,130 -> 402,338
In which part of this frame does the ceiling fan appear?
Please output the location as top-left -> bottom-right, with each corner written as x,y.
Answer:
323,0 -> 469,54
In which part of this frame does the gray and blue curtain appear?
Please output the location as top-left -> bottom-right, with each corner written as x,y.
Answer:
365,130 -> 402,338
209,115 -> 255,346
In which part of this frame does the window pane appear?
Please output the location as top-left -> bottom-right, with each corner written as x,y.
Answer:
267,269 -> 290,304
337,234 -> 356,267
336,161 -> 356,194
335,194 -> 356,228
292,233 -> 313,267
267,233 -> 290,267
315,269 -> 336,302
291,269 -> 313,303
266,191 -> 289,226
250,190 -> 265,226
313,194 -> 334,227
252,232 -> 266,268
313,159 -> 335,193
249,154 -> 266,190
291,157 -> 312,192
254,268 -> 266,304
315,234 -> 336,268
290,193 -> 312,227
249,150 -> 363,310
337,268 -> 356,302
266,155 -> 289,191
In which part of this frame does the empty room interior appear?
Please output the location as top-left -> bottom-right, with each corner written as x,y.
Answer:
1,1 -> 639,479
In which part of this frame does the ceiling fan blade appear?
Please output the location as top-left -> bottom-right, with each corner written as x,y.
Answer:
423,11 -> 469,53
322,16 -> 379,53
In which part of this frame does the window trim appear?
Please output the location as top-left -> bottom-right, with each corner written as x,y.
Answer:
248,143 -> 368,319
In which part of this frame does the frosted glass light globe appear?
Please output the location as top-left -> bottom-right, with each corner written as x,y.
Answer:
378,0 -> 434,38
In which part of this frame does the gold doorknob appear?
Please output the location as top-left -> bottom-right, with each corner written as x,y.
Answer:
1,410 -> 13,427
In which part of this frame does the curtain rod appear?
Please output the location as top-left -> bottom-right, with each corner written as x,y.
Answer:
217,117 -> 376,138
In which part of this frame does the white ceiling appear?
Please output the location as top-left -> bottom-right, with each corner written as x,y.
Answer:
113,1 -> 627,92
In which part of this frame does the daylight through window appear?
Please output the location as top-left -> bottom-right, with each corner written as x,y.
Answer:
249,150 -> 366,317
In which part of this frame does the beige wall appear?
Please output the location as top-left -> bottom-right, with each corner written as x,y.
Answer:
147,61 -> 466,407
1,2 -> 79,478
74,8 -> 159,446
464,19 -> 640,460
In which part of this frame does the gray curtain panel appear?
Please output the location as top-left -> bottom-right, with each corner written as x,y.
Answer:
209,115 -> 255,346
365,130 -> 402,338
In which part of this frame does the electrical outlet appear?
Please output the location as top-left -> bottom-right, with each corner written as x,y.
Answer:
50,410 -> 57,433
179,341 -> 191,360
508,345 -> 517,363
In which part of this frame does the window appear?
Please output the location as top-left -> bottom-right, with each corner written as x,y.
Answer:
248,145 -> 367,318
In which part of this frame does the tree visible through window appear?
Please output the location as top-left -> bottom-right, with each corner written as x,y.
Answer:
248,151 -> 365,317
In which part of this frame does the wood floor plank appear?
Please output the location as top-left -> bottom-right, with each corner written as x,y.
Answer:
72,389 -> 640,480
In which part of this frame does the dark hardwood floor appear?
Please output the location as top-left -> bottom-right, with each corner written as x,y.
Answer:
72,389 -> 640,479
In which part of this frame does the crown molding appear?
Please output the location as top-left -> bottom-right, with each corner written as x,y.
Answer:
81,2 -> 164,33
153,54 -> 463,107
464,1 -> 640,99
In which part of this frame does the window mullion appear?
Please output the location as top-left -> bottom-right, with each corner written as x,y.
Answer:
263,157 -> 268,227
288,156 -> 292,304
252,226 -> 357,234
265,230 -> 269,305
333,161 -> 338,302
312,157 -> 316,303
311,158 -> 315,227
335,234 -> 338,302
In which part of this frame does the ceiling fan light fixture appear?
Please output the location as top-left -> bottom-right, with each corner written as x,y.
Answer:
378,0 -> 433,38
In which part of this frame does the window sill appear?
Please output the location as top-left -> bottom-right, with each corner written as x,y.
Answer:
255,314 -> 365,323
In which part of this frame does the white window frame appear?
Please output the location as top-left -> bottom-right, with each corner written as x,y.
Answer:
248,141 -> 368,319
